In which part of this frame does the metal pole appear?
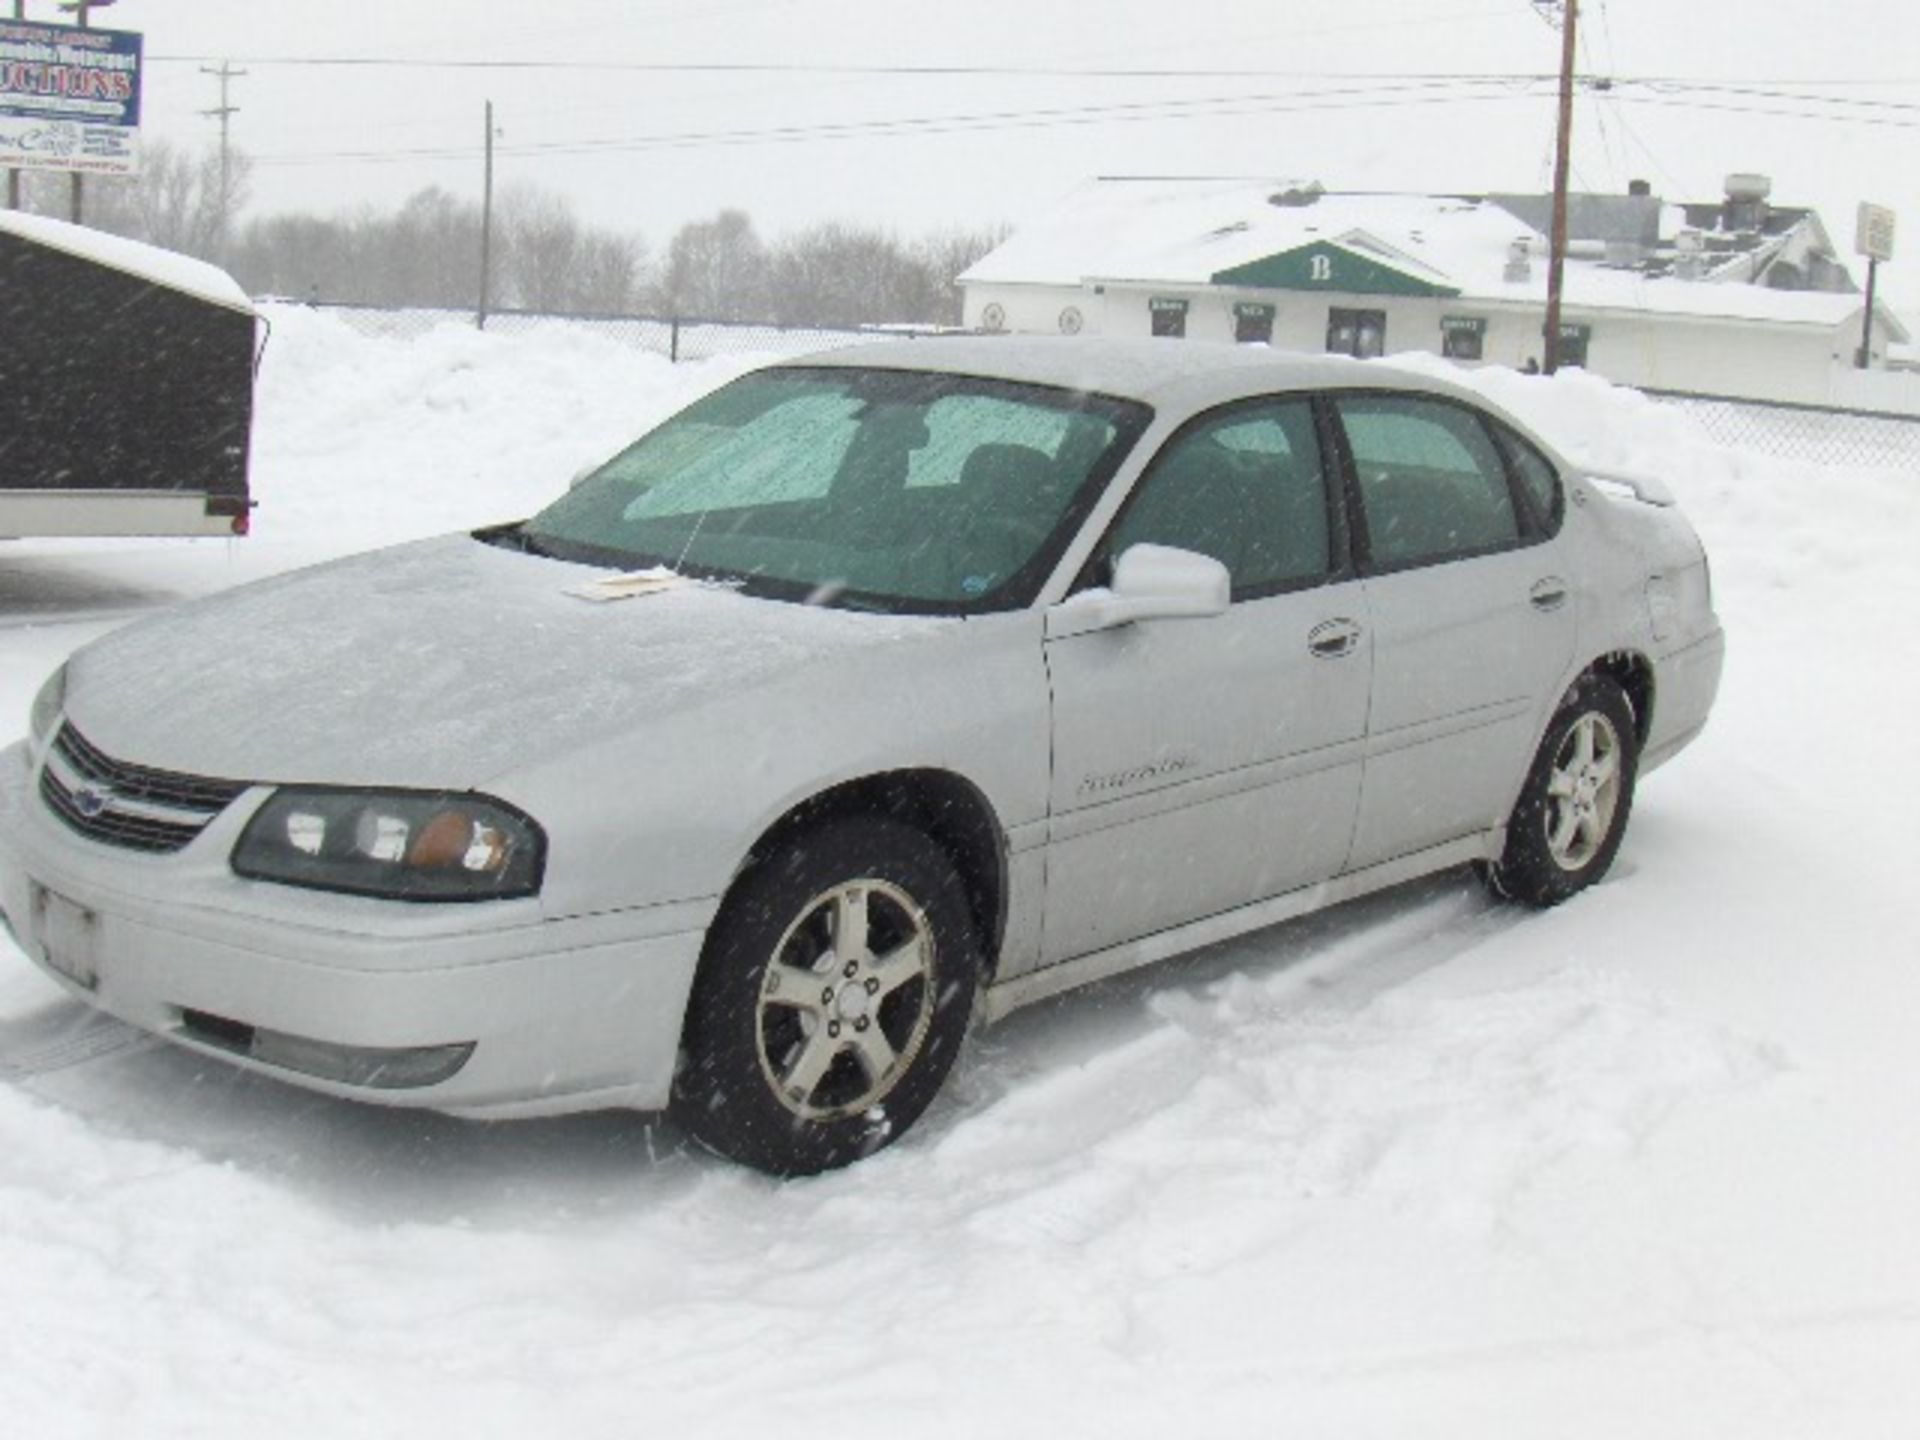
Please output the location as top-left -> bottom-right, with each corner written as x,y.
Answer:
67,0 -> 88,224
477,100 -> 494,329
1542,0 -> 1578,375
1857,257 -> 1878,369
5,0 -> 22,211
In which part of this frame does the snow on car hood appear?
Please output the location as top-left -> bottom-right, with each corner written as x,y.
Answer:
64,534 -> 939,789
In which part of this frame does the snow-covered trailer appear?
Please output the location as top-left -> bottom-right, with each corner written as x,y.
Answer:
0,209 -> 255,539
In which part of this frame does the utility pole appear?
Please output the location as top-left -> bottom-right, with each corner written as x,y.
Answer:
199,58 -> 247,251
1542,0 -> 1579,375
5,0 -> 23,212
478,100 -> 496,329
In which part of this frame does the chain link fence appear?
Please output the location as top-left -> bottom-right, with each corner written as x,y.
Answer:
290,304 -> 1920,470
299,301 -> 887,362
1646,390 -> 1920,470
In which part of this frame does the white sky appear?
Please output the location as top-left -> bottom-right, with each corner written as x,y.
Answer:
32,0 -> 1920,308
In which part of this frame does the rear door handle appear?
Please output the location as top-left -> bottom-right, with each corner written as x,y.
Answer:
1308,618 -> 1363,659
1530,577 -> 1569,612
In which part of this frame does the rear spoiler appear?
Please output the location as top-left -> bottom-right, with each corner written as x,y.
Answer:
1582,469 -> 1676,507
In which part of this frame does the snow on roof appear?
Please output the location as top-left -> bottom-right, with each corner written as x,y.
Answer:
0,208 -> 252,313
962,178 -> 1530,294
964,177 -> 1905,337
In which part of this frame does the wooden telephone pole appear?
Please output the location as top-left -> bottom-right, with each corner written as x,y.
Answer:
1542,0 -> 1579,375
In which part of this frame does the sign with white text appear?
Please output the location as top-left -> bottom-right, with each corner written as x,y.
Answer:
0,19 -> 143,176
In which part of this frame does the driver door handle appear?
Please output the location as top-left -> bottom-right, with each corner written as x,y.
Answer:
1308,618 -> 1363,659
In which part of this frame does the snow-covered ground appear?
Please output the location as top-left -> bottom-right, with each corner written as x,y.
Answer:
3,308 -> 1917,1438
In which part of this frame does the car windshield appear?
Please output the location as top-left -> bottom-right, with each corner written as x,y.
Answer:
519,365 -> 1150,613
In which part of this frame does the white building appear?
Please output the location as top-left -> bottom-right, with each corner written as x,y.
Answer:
959,177 -> 1914,411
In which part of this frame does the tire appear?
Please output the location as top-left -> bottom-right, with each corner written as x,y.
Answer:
670,816 -> 981,1176
1484,674 -> 1639,908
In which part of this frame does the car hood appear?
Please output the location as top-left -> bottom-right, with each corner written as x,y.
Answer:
65,534 -> 945,789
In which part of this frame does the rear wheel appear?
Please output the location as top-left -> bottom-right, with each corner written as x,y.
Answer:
671,817 -> 980,1176
1484,674 -> 1638,908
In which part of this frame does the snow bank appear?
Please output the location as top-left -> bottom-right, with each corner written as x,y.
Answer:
4,326 -> 1920,1438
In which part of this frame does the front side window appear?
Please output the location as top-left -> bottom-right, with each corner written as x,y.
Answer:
523,368 -> 1150,613
1097,399 -> 1330,599
1337,395 -> 1520,569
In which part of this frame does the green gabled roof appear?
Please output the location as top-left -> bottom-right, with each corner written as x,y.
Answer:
1210,239 -> 1460,298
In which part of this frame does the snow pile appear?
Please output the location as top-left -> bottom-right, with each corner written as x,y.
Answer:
4,325 -> 1920,1438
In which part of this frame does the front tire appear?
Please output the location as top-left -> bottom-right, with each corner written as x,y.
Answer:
671,817 -> 981,1176
1485,674 -> 1639,908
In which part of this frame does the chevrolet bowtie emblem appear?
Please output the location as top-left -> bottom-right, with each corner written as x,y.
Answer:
72,784 -> 114,818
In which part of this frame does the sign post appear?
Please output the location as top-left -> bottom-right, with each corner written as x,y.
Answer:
1855,202 -> 1896,370
0,5 -> 142,220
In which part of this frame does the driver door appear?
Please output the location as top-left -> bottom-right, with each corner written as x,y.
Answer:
1040,397 -> 1370,965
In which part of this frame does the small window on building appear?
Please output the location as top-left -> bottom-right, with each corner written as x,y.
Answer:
1233,302 -> 1276,345
1149,297 -> 1189,339
1554,322 -> 1591,369
1327,307 -> 1387,359
1440,316 -> 1486,361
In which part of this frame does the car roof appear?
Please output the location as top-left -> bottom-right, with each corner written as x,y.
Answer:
783,335 -> 1492,415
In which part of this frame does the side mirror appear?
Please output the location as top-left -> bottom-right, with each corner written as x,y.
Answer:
1046,543 -> 1230,638
569,462 -> 600,491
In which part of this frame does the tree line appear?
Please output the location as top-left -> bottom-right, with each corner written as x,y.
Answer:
8,140 -> 1002,327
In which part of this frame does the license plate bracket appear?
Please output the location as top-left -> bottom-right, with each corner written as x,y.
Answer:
32,883 -> 100,991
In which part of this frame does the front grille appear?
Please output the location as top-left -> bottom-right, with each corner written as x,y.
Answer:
39,724 -> 251,855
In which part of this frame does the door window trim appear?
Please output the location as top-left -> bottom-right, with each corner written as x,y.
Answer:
1072,392 -> 1354,602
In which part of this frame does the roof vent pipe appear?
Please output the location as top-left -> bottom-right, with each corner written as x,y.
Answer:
1504,236 -> 1533,284
1723,172 -> 1771,232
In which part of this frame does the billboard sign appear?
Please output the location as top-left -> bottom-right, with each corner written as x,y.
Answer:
1855,202 -> 1896,264
0,19 -> 143,176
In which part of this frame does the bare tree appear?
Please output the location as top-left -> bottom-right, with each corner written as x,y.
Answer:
914,223 -> 1010,326
496,183 -> 648,314
660,209 -> 769,320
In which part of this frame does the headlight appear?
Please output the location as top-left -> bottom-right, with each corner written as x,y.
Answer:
29,663 -> 67,748
232,789 -> 545,902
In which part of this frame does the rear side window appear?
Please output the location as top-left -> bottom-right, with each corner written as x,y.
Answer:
1101,399 -> 1330,599
1337,396 -> 1520,569
1492,421 -> 1565,536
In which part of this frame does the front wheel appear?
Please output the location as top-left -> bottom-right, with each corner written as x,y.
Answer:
1484,674 -> 1639,908
670,817 -> 981,1176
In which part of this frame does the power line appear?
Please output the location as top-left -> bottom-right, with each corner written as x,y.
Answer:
147,55 -> 1558,82
245,78 -> 1550,168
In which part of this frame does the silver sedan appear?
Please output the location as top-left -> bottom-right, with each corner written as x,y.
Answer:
0,338 -> 1723,1174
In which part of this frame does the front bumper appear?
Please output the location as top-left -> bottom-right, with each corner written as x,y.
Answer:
0,740 -> 713,1117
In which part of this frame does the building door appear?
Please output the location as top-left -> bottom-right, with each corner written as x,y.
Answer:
1327,307 -> 1387,358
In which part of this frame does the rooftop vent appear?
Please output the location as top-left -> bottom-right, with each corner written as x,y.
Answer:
1504,236 -> 1533,284
1722,173 -> 1771,233
1269,183 -> 1325,208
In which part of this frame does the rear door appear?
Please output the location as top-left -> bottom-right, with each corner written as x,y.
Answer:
1329,392 -> 1576,871
1041,397 -> 1370,964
